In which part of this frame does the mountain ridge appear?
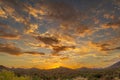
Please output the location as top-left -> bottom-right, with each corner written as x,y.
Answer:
0,61 -> 120,71
108,61 -> 120,68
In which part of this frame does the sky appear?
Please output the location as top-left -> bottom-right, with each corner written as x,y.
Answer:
0,0 -> 120,69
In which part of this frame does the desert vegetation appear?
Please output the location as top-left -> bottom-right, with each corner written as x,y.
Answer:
0,70 -> 31,80
0,67 -> 120,80
0,61 -> 120,80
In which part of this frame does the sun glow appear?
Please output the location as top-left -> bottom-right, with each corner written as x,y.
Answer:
50,63 -> 61,69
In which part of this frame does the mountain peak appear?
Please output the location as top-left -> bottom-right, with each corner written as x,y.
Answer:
109,61 -> 120,68
0,65 -> 8,70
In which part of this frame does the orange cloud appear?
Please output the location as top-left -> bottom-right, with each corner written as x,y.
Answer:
52,45 -> 75,54
0,7 -> 7,18
60,57 -> 69,61
25,24 -> 39,34
0,43 -> 22,55
101,21 -> 120,30
103,13 -> 115,19
0,43 -> 46,56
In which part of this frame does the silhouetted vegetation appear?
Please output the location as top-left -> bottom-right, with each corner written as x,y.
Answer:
0,62 -> 120,80
0,70 -> 31,80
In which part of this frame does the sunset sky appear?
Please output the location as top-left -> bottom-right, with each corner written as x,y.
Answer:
0,0 -> 120,69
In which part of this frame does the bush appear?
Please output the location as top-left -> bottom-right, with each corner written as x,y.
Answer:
0,70 -> 31,80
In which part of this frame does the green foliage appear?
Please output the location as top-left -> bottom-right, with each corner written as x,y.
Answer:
32,76 -> 43,80
0,70 -> 31,80
0,68 -> 120,80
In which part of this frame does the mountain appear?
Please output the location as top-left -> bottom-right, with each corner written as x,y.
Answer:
109,61 -> 120,68
0,64 -> 120,80
0,65 -> 9,71
49,66 -> 73,71
1,61 -> 120,74
1,62 -> 120,71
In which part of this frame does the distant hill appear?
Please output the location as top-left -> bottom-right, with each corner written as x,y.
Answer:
0,65 -> 8,71
0,61 -> 120,74
1,61 -> 120,72
108,61 -> 120,68
0,63 -> 120,80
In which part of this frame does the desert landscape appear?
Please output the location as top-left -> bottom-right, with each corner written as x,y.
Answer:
0,0 -> 120,80
0,61 -> 120,80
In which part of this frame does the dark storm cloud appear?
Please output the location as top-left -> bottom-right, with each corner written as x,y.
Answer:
0,22 -> 20,39
35,36 -> 60,45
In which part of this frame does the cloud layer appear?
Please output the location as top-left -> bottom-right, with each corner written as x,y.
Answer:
0,0 -> 120,69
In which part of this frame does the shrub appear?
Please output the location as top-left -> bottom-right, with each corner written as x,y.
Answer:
0,70 -> 31,80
